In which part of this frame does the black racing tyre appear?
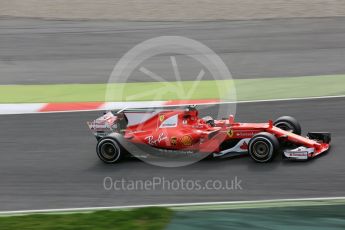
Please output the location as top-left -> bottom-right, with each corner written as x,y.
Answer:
248,132 -> 280,163
274,116 -> 301,135
96,137 -> 124,164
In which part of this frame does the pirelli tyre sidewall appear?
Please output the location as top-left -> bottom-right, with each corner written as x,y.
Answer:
96,137 -> 123,164
249,132 -> 280,163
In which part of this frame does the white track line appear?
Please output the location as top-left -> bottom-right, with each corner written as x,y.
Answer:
237,94 -> 345,104
1,94 -> 345,115
152,94 -> 345,109
0,197 -> 344,215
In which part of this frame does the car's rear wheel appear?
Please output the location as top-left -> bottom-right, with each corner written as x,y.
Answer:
96,137 -> 123,163
274,116 -> 301,135
248,132 -> 280,163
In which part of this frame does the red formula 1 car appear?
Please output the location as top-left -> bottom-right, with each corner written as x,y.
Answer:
87,106 -> 331,164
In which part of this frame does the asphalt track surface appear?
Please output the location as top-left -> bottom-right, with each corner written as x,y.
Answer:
1,17 -> 345,211
0,97 -> 344,211
1,17 -> 345,84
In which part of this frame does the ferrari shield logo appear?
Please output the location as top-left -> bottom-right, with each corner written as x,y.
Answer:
159,114 -> 165,122
227,129 -> 234,137
171,136 -> 177,146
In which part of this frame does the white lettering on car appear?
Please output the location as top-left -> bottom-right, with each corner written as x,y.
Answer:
145,133 -> 168,145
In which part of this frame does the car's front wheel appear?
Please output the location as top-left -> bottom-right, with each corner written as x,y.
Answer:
274,116 -> 301,135
96,137 -> 123,163
248,132 -> 280,163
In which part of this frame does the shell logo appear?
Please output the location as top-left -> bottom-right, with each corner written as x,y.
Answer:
180,135 -> 193,146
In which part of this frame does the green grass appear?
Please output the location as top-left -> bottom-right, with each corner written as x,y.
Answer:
168,204 -> 345,230
0,207 -> 172,230
1,200 -> 344,230
0,75 -> 345,103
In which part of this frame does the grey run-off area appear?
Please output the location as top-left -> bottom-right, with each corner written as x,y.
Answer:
1,0 -> 345,21
1,17 -> 345,84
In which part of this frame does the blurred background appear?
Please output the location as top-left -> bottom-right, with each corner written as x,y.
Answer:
0,1 -> 344,229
